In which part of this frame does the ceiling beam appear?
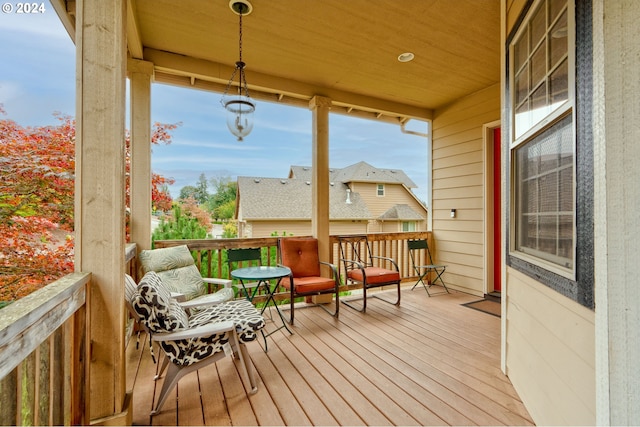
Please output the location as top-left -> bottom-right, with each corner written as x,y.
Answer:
144,48 -> 432,121
126,0 -> 143,59
49,0 -> 76,43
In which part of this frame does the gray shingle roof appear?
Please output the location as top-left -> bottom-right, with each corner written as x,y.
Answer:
237,177 -> 371,220
290,161 -> 417,188
378,204 -> 425,220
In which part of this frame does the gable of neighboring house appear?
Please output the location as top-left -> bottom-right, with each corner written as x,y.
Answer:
237,162 -> 427,237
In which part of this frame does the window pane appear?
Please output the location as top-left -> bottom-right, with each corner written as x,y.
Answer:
531,43 -> 547,88
511,0 -> 569,140
531,81 -> 548,124
558,214 -> 574,264
514,30 -> 529,72
515,114 -> 574,269
550,58 -> 569,106
539,133 -> 560,173
515,67 -> 529,104
515,101 -> 531,139
549,0 -> 566,23
559,165 -> 573,211
530,1 -> 547,50
550,10 -> 568,66
539,173 -> 558,212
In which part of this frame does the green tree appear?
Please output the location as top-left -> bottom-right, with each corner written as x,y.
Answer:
214,199 -> 236,221
194,173 -> 209,205
152,204 -> 208,244
208,177 -> 237,219
179,185 -> 198,201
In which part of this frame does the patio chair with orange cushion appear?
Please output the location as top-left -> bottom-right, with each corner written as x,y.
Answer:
278,237 -> 340,325
337,234 -> 401,313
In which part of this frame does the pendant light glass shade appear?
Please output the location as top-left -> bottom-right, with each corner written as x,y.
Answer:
221,1 -> 255,142
224,96 -> 255,141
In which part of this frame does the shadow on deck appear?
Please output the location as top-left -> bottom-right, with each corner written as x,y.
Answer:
126,286 -> 533,426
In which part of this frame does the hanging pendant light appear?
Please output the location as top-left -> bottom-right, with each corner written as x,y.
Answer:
221,0 -> 255,142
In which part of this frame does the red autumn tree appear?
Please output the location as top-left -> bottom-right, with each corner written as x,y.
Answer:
0,106 -> 178,302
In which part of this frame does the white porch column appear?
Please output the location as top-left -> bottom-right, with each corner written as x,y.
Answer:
128,59 -> 154,251
593,0 -> 640,424
75,0 -> 131,423
309,96 -> 332,260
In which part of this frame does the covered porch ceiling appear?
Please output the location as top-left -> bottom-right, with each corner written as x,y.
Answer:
54,0 -> 500,124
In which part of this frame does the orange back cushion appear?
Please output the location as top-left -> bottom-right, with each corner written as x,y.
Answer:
280,238 -> 321,278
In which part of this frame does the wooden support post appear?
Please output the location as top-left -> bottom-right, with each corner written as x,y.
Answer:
309,96 -> 332,263
75,0 -> 129,422
128,59 -> 154,251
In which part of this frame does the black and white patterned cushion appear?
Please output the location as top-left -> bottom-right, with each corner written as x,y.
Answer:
131,271 -> 265,367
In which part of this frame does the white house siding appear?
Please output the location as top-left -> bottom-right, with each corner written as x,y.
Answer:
506,268 -> 595,425
431,84 -> 500,296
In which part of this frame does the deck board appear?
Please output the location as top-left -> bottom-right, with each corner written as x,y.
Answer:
128,287 -> 535,426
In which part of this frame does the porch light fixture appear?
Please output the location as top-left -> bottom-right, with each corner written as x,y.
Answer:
398,52 -> 415,63
221,0 -> 255,141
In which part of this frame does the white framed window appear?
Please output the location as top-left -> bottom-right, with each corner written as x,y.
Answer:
512,0 -> 571,141
402,222 -> 416,232
509,0 -> 576,279
376,184 -> 385,196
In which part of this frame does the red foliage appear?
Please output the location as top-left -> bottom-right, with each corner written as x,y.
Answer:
1,108 -> 178,301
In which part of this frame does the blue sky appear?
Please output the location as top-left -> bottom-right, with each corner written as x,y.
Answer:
0,2 -> 429,202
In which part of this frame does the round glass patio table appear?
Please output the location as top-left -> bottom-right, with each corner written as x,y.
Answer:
231,266 -> 293,350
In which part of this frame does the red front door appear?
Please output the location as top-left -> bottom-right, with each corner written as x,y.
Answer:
493,128 -> 502,292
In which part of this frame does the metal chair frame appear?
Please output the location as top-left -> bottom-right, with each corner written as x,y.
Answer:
338,235 -> 401,313
407,239 -> 449,296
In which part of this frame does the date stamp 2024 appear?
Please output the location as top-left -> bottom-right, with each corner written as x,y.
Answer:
2,2 -> 46,14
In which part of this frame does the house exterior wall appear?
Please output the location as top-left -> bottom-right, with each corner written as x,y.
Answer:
431,83 -> 500,297
501,0 -> 600,424
350,182 -> 425,219
506,268 -> 595,425
243,220 -> 367,238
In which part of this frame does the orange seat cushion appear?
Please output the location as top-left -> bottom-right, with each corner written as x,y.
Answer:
280,276 -> 336,293
348,267 -> 399,285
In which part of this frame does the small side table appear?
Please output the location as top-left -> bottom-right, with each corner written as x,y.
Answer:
231,266 -> 293,351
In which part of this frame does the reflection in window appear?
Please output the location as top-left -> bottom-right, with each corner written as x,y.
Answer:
516,114 -> 574,270
512,0 -> 569,139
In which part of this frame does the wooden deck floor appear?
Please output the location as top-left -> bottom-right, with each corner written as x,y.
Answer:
126,287 -> 534,426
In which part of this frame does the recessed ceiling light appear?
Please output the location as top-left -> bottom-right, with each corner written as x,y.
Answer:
229,0 -> 253,16
398,52 -> 415,63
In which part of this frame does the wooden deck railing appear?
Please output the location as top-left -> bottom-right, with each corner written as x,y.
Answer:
154,231 -> 434,299
0,272 -> 91,426
0,244 -> 138,426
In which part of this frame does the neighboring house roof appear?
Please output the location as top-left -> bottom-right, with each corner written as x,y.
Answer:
237,177 -> 371,220
378,204 -> 425,221
290,161 -> 417,188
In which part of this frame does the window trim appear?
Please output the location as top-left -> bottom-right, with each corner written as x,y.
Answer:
376,183 -> 385,197
508,0 -> 577,281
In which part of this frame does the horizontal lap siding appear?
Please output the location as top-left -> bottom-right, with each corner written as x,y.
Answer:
506,268 -> 595,425
431,84 -> 500,296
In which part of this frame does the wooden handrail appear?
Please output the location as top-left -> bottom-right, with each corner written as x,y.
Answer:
0,272 -> 91,425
